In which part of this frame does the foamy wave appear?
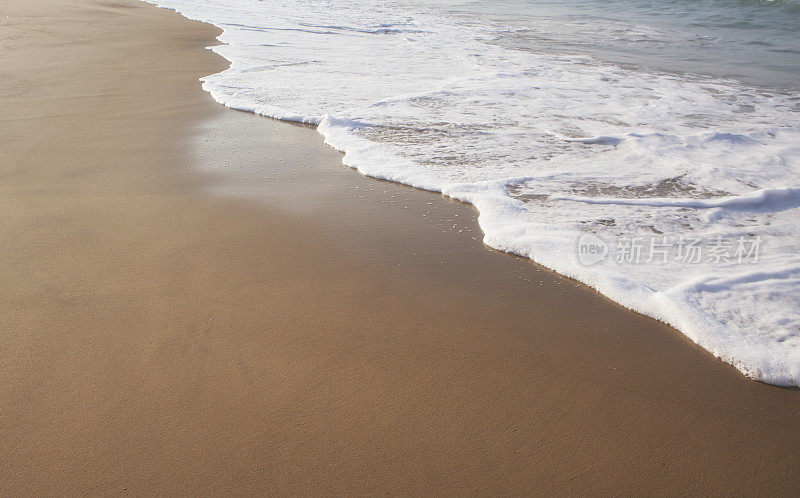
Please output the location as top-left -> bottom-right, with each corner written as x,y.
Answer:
551,187 -> 800,210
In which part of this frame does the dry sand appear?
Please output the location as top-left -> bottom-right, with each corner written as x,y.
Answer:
1,0 -> 799,494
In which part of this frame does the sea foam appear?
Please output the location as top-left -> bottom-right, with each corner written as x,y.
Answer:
143,0 -> 800,385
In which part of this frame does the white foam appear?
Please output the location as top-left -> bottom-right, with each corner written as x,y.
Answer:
143,0 -> 800,385
551,187 -> 800,209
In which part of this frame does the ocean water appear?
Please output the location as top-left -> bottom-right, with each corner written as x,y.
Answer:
143,0 -> 800,385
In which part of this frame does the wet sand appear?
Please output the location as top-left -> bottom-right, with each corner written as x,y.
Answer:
1,0 -> 799,494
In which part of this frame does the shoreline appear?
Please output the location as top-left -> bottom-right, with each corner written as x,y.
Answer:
146,0 -> 800,387
2,0 -> 799,494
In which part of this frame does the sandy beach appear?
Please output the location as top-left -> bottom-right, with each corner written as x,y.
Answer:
1,0 -> 799,494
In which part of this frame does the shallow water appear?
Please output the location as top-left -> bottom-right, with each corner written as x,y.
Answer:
438,0 -> 800,90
